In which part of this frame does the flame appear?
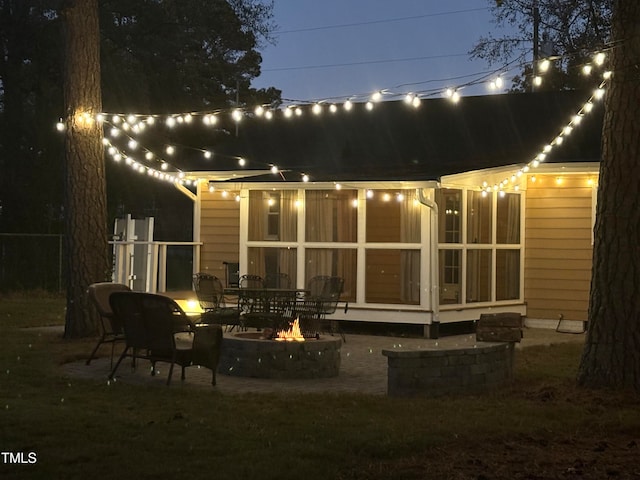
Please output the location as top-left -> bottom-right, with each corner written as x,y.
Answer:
275,318 -> 305,342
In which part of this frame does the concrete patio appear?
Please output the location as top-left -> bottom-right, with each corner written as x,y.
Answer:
62,327 -> 586,395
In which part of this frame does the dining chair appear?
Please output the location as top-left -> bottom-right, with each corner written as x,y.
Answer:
297,275 -> 345,340
193,273 -> 241,330
238,274 -> 265,289
264,272 -> 291,289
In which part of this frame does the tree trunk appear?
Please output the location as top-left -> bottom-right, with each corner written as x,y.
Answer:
61,0 -> 109,338
577,0 -> 640,390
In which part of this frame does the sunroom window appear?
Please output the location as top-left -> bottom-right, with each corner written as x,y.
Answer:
305,190 -> 357,242
248,190 -> 297,242
436,188 -> 522,306
366,190 -> 420,243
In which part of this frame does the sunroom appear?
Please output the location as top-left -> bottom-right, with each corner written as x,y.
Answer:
191,177 -> 525,337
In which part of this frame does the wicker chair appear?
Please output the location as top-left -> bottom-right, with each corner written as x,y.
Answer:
108,292 -> 223,386
86,282 -> 131,368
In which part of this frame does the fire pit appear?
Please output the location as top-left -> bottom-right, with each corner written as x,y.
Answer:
218,320 -> 341,379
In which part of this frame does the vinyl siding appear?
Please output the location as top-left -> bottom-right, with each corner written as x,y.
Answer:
524,174 -> 595,321
199,193 -> 240,279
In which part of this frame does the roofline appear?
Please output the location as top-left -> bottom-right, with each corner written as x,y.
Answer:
192,179 -> 439,191
441,161 -> 600,189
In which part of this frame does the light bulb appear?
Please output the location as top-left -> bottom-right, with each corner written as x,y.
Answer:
539,59 -> 550,72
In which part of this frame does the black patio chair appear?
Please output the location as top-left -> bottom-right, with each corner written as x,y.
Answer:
238,274 -> 265,289
108,292 -> 223,386
237,274 -> 266,318
85,282 -> 131,368
193,273 -> 241,331
296,276 -> 345,340
264,272 -> 291,289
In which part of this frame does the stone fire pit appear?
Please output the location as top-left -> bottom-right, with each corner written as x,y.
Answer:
218,332 -> 341,379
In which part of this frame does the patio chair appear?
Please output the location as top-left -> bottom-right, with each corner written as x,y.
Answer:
264,272 -> 291,289
237,274 -> 266,317
297,276 -> 346,340
193,273 -> 241,331
238,274 -> 265,289
108,292 -> 223,386
241,289 -> 296,334
85,282 -> 131,368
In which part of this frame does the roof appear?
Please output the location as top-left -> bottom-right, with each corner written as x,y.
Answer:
181,90 -> 603,182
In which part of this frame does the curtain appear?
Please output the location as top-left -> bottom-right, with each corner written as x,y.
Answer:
248,191 -> 265,241
498,194 -> 521,300
400,191 -> 420,303
279,190 -> 297,242
305,191 -> 333,242
305,191 -> 334,283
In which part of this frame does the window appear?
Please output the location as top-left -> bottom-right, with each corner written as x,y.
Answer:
247,247 -> 297,286
248,190 -> 298,242
496,250 -> 520,300
436,188 -> 523,306
435,189 -> 461,243
365,249 -> 420,304
305,248 -> 356,303
305,190 -> 357,243
366,190 -> 420,243
466,249 -> 491,303
467,191 -> 492,244
439,249 -> 461,304
497,193 -> 520,244
266,193 -> 280,239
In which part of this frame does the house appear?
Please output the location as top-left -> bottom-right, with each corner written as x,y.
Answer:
122,90 -> 604,337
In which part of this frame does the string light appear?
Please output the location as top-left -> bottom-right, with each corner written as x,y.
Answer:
56,47 -> 610,194
475,71 -> 608,191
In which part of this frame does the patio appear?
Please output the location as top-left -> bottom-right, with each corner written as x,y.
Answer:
63,327 -> 586,395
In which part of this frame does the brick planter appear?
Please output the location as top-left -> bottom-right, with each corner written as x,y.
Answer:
382,342 -> 515,397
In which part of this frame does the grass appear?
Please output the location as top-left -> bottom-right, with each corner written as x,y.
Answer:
1,293 -> 639,479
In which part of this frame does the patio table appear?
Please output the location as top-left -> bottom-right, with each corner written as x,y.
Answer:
223,287 -> 311,332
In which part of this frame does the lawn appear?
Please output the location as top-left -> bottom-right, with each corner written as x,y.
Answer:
1,293 -> 639,479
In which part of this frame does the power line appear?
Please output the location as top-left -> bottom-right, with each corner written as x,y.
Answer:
262,52 -> 471,72
275,7 -> 490,34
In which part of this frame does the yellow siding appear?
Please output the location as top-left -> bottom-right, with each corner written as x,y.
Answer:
524,174 -> 595,321
199,193 -> 240,279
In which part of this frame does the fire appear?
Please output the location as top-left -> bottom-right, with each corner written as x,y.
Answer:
275,318 -> 305,342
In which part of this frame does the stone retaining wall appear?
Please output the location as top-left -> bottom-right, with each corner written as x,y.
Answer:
382,342 -> 515,397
